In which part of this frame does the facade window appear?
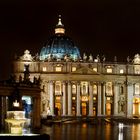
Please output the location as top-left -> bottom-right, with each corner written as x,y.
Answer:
55,66 -> 62,72
93,68 -> 97,72
72,85 -> 76,94
93,85 -> 97,95
107,68 -> 112,73
120,69 -> 124,74
135,83 -> 140,95
72,67 -> 76,72
55,81 -> 61,95
81,82 -> 88,95
42,67 -> 47,72
106,82 -> 113,96
134,66 -> 140,74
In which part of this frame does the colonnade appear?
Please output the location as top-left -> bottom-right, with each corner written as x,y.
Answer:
47,80 -> 134,117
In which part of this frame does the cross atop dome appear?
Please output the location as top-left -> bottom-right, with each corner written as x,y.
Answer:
57,15 -> 63,26
55,15 -> 65,34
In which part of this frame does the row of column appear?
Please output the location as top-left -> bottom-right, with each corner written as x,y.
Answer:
48,81 -> 134,117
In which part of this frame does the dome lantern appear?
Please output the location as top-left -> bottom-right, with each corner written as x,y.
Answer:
55,15 -> 65,35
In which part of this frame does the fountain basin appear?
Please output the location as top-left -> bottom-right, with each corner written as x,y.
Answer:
5,111 -> 27,134
5,119 -> 26,125
5,119 -> 26,134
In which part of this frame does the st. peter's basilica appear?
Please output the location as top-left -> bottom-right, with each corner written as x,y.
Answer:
12,16 -> 140,118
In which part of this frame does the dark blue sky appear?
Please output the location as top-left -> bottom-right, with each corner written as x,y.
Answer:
0,0 -> 140,79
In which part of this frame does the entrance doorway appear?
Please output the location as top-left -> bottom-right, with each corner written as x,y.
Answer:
55,102 -> 61,116
82,102 -> 87,116
106,103 -> 111,116
55,96 -> 62,116
133,98 -> 140,117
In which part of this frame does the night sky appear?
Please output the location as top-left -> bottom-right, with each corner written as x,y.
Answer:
0,0 -> 140,80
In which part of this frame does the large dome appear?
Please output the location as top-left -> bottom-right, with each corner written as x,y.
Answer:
39,16 -> 81,61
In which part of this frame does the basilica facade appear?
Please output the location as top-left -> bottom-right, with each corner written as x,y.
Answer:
12,16 -> 140,118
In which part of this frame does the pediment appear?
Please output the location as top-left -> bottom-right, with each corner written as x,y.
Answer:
71,67 -> 100,75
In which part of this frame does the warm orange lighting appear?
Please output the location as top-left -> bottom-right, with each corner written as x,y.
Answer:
43,67 -> 47,71
120,69 -> 124,74
55,28 -> 65,34
72,67 -> 76,72
81,96 -> 88,101
107,68 -> 112,73
56,96 -> 61,100
107,97 -> 110,101
82,123 -> 87,128
93,68 -> 97,72
72,97 -> 76,100
55,66 -> 62,72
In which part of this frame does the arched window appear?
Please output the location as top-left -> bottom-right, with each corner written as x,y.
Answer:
93,84 -> 97,95
135,83 -> 140,95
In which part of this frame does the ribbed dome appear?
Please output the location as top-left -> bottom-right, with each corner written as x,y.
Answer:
39,16 -> 81,61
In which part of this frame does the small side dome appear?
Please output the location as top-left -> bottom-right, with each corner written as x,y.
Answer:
133,54 -> 140,64
20,50 -> 33,61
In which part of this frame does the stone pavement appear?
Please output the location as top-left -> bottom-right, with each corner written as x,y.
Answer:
41,116 -> 140,125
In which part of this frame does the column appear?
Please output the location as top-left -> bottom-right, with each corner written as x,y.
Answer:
127,83 -> 133,117
1,96 -> 7,129
62,81 -> 66,116
97,82 -> 102,116
102,82 -> 106,115
32,97 -> 41,129
49,81 -> 55,116
114,82 -> 119,116
76,82 -> 81,116
89,82 -> 93,116
68,81 -> 72,116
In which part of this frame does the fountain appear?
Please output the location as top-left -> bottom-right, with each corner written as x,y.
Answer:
5,100 -> 27,135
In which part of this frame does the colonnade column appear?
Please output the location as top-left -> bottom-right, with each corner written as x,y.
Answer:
97,82 -> 102,116
76,82 -> 81,116
126,83 -> 133,117
68,81 -> 72,116
62,81 -> 66,116
102,82 -> 106,115
49,81 -> 55,116
114,82 -> 119,116
89,82 -> 93,116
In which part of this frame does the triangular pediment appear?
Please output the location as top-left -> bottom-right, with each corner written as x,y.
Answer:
71,67 -> 100,75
